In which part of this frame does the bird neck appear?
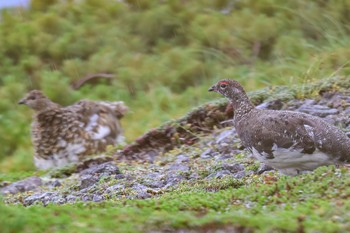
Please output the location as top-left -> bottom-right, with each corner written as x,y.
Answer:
229,92 -> 255,120
34,100 -> 60,112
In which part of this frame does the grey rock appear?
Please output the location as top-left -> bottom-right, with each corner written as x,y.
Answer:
50,195 -> 66,205
284,99 -> 305,110
207,170 -> 232,179
298,104 -> 338,117
140,172 -> 165,189
175,154 -> 189,163
233,170 -> 246,179
164,174 -> 186,188
93,194 -> 104,202
132,183 -> 151,199
200,148 -> 213,159
66,194 -> 78,203
256,99 -> 283,110
344,107 -> 350,115
79,174 -> 99,189
80,162 -> 121,177
323,115 -> 336,125
221,163 -> 245,173
319,93 -> 350,109
168,164 -> 190,173
24,192 -> 55,206
346,131 -> 350,138
215,154 -> 229,160
189,172 -> 201,180
115,174 -> 125,179
44,179 -> 62,189
216,129 -> 236,143
78,162 -> 121,189
324,114 -> 350,127
105,184 -> 124,194
81,194 -> 92,202
1,176 -> 42,195
142,179 -> 164,189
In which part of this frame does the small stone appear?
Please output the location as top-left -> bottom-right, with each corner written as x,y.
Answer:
207,170 -> 232,179
164,174 -> 186,188
216,154 -> 229,160
115,174 -> 125,179
66,195 -> 78,203
23,192 -> 54,206
304,99 -> 317,105
81,194 -> 92,202
233,171 -> 246,179
200,148 -> 213,159
142,180 -> 165,189
45,179 -> 62,188
92,195 -> 104,202
0,176 -> 42,195
105,184 -> 124,194
168,164 -> 190,173
80,162 -> 121,177
132,184 -> 151,199
175,154 -> 189,163
221,163 -> 245,173
51,195 -> 66,205
346,132 -> 350,138
79,175 -> 99,189
344,107 -> 350,115
216,129 -> 235,143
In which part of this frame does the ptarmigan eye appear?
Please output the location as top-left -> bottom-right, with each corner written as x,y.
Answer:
220,84 -> 227,89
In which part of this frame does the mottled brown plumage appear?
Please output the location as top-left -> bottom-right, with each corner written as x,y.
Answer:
209,80 -> 350,175
19,90 -> 128,170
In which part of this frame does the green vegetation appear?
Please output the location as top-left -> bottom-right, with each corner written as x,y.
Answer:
1,166 -> 350,233
1,0 -> 350,172
1,1 -> 350,232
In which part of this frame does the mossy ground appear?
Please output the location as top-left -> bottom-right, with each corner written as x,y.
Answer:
2,123 -> 350,232
2,1 -> 350,232
1,166 -> 349,233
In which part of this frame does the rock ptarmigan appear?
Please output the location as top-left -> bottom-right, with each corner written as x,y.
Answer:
209,80 -> 350,176
18,90 -> 128,170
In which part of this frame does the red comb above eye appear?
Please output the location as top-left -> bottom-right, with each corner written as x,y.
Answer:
219,81 -> 229,85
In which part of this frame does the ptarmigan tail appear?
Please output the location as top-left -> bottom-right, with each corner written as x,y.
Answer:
99,101 -> 129,119
72,99 -> 128,145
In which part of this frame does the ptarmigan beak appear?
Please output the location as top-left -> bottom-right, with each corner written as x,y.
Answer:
18,99 -> 26,105
208,85 -> 216,92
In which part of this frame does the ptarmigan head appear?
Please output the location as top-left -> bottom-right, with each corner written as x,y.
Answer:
18,90 -> 58,111
208,79 -> 246,100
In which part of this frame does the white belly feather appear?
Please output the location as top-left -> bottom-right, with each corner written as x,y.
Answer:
252,144 -> 335,176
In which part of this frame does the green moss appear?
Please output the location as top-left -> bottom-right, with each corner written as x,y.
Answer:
1,166 -> 350,233
48,164 -> 78,179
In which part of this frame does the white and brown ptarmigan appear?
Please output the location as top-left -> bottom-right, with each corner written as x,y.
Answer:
209,79 -> 350,176
18,90 -> 128,170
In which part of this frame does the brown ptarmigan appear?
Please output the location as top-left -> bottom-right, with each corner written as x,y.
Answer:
209,79 -> 350,176
18,90 -> 128,170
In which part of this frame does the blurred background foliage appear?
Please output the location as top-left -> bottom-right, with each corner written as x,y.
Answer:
1,0 -> 350,172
